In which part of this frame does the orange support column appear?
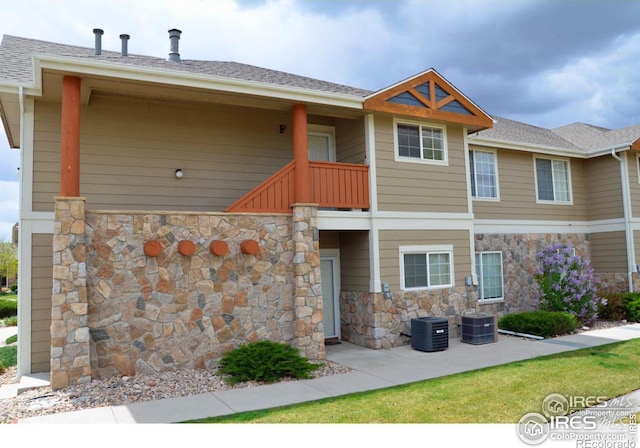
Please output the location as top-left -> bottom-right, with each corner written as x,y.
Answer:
60,76 -> 81,197
292,104 -> 311,203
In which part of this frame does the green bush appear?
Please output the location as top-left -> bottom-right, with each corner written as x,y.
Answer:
0,345 -> 17,368
5,334 -> 16,345
0,299 -> 17,319
598,292 -> 628,321
9,284 -> 17,292
624,293 -> 640,322
498,310 -> 577,338
219,340 -> 322,385
1,315 -> 17,327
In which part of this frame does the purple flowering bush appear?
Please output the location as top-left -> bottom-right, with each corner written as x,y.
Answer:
535,242 -> 604,323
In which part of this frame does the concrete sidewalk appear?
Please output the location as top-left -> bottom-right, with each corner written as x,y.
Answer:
11,323 -> 640,424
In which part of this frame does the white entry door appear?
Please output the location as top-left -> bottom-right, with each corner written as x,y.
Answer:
308,125 -> 336,162
320,254 -> 340,339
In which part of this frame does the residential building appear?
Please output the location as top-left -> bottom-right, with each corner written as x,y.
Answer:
0,30 -> 638,389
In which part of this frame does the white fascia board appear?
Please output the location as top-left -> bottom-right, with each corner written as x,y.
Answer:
0,82 -> 24,94
473,218 -> 627,234
469,136 -> 632,159
31,55 -> 365,109
317,211 -> 371,230
373,211 -> 474,230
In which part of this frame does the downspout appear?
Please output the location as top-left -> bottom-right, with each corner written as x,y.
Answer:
611,149 -> 635,292
17,86 -> 25,378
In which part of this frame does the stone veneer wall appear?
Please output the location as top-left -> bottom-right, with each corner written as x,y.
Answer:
475,233 -> 592,313
340,286 -> 479,349
52,198 -> 323,387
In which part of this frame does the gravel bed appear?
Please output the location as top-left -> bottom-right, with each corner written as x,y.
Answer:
0,319 -> 630,424
0,360 -> 354,424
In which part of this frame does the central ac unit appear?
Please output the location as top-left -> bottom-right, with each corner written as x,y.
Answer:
461,313 -> 497,345
410,317 -> 449,352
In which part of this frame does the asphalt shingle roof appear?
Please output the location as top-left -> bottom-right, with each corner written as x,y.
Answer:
0,34 -> 373,97
473,116 -> 580,151
475,116 -> 640,153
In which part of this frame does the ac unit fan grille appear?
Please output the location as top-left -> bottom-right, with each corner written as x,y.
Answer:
410,317 -> 449,352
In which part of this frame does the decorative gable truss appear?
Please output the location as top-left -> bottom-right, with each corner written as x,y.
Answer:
364,69 -> 493,132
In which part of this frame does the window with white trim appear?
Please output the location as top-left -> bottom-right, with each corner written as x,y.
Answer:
469,149 -> 498,199
400,245 -> 454,289
395,120 -> 447,164
475,252 -> 503,301
534,157 -> 572,203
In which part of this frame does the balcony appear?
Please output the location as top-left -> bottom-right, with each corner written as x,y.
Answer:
226,161 -> 369,213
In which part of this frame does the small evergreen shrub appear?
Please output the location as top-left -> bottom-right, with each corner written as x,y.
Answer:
0,299 -> 17,319
218,340 -> 322,385
624,293 -> 640,322
597,292 -> 627,321
498,310 -> 577,338
5,334 -> 17,345
0,345 -> 17,369
10,284 -> 17,292
0,360 -> 5,375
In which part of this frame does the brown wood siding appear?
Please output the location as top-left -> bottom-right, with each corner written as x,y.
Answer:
590,231 -> 627,273
31,233 -> 52,373
339,231 -> 370,292
585,155 -> 623,221
336,117 -> 365,164
471,147 -> 588,221
375,116 -> 468,213
378,229 -> 471,290
32,97 -> 296,212
628,153 -> 640,218
320,231 -> 339,249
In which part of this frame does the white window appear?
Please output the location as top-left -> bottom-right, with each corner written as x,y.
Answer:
475,252 -> 503,301
469,149 -> 498,199
394,119 -> 447,165
534,157 -> 572,203
400,245 -> 454,289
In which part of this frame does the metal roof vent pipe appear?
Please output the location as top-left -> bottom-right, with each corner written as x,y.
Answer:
168,29 -> 181,62
93,28 -> 104,55
120,34 -> 130,57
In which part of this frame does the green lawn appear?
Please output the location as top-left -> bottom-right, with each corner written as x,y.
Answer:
187,339 -> 640,424
0,293 -> 17,328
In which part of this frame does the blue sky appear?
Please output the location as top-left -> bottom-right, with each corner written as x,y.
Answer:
1,0 -> 640,238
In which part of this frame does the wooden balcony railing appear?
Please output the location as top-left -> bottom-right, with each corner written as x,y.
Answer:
226,161 -> 369,213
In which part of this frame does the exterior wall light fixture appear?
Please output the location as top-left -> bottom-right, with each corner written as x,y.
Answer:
175,169 -> 183,178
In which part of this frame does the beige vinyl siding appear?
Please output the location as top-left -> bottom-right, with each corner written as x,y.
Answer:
335,117 -> 365,164
590,231 -> 627,273
628,153 -> 640,218
471,147 -> 588,221
33,96 -> 295,212
585,155 -> 623,221
339,231 -> 370,291
635,230 -> 640,266
375,116 -> 468,213
31,233 -> 53,373
379,229 -> 471,291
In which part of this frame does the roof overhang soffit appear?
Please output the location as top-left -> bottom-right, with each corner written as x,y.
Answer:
631,137 -> 640,152
28,54 -> 365,110
363,69 -> 493,131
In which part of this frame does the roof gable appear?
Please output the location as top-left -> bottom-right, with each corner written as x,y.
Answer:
363,69 -> 493,131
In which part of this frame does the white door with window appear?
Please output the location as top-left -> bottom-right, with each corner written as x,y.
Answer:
320,251 -> 340,339
308,125 -> 336,162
